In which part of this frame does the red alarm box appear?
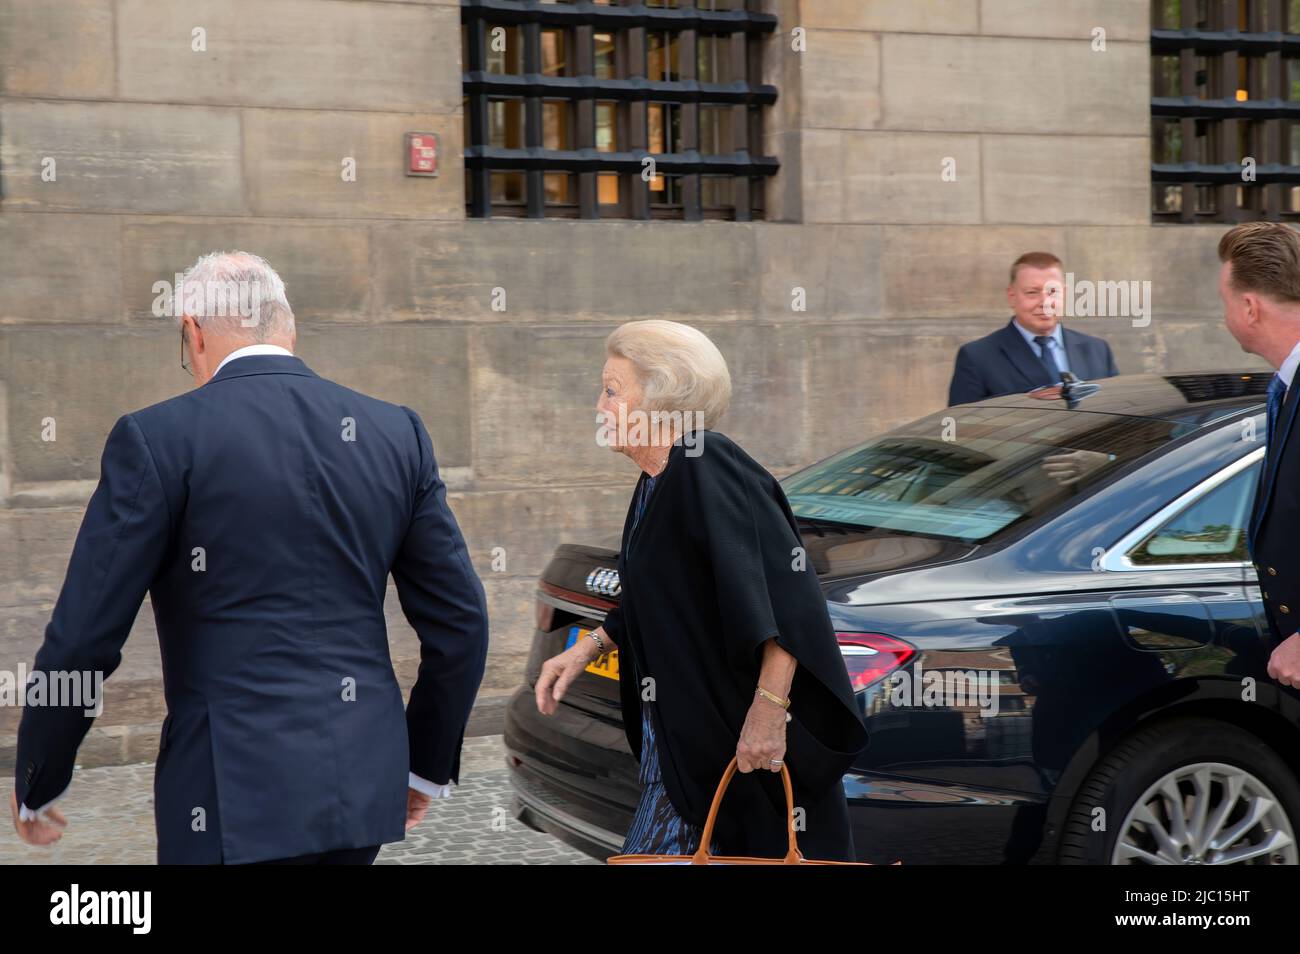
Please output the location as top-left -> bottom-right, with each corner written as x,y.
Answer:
405,133 -> 439,177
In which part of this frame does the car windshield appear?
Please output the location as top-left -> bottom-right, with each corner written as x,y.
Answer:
782,406 -> 1179,543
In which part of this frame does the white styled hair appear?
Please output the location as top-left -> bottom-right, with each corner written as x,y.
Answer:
605,320 -> 732,429
173,250 -> 295,342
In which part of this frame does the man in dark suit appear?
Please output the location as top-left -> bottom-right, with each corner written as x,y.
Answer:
947,251 -> 1120,406
10,251 -> 489,864
1221,223 -> 1300,690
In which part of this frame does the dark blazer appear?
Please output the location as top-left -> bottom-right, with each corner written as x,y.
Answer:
602,431 -> 869,861
948,319 -> 1120,406
1249,377 -> 1300,644
14,354 -> 489,864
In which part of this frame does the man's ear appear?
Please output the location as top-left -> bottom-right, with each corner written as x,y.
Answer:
1243,292 -> 1261,327
185,316 -> 204,353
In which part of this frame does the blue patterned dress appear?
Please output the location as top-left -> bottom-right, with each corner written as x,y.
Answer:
619,473 -> 720,857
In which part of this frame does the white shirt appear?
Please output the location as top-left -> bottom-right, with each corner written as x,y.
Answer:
19,346 -> 451,823
1278,338 -> 1300,391
1012,320 -> 1072,376
212,342 -> 295,377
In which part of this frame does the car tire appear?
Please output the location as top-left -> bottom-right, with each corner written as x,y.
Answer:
1059,716 -> 1300,865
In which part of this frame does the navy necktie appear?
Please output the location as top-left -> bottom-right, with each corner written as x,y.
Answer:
1267,373 -> 1287,449
1033,335 -> 1063,382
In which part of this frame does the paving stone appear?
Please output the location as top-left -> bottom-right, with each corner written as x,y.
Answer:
0,735 -> 601,865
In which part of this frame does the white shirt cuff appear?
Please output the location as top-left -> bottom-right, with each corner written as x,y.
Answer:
18,787 -> 67,823
408,772 -> 452,799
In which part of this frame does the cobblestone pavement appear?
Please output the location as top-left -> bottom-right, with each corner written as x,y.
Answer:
1,735 -> 601,865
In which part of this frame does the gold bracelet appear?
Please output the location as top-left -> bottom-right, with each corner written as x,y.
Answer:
755,685 -> 790,710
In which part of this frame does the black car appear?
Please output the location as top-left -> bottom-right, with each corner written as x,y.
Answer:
504,371 -> 1300,864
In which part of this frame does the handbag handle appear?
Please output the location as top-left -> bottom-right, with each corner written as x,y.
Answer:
690,756 -> 801,865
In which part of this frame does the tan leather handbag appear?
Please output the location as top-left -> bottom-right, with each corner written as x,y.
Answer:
607,756 -> 876,865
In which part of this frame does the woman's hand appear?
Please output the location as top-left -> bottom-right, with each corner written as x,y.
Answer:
736,694 -> 787,774
535,631 -> 605,716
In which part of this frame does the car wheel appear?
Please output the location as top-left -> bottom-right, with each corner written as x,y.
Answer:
1059,717 -> 1300,865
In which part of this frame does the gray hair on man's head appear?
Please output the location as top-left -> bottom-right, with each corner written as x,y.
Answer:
605,319 -> 731,429
174,250 -> 295,342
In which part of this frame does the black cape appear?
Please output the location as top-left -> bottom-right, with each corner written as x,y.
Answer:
602,430 -> 869,860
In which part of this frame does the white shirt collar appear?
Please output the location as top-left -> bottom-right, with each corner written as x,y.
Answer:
213,344 -> 295,378
1278,338 -> 1300,389
1012,318 -> 1064,351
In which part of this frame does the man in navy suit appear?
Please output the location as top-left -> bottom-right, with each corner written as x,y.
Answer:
9,251 -> 489,864
947,251 -> 1120,406
1221,223 -> 1300,690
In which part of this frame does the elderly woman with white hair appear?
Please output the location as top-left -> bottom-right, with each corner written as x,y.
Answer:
536,320 -> 868,862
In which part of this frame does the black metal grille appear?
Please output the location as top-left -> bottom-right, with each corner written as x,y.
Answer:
1151,0 -> 1300,221
461,0 -> 779,220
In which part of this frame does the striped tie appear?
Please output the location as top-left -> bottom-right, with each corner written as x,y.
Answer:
1033,335 -> 1063,382
1267,373 -> 1287,448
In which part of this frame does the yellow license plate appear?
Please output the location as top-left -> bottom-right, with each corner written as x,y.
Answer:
566,626 -> 619,681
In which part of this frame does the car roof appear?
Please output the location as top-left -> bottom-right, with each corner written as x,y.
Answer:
964,370 -> 1270,425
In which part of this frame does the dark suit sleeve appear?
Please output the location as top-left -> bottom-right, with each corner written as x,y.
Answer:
948,344 -> 984,406
600,604 -> 623,647
391,408 -> 489,787
1103,341 -> 1119,377
15,414 -> 172,812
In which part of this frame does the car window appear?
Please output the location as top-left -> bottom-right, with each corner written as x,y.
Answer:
782,406 -> 1177,543
1127,461 -> 1260,565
